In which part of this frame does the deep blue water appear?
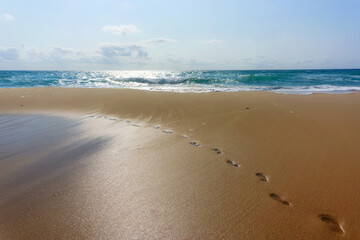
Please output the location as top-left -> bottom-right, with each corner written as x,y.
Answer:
1,69 -> 360,94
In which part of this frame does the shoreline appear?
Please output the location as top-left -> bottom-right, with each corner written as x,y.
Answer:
1,86 -> 360,95
1,87 -> 359,239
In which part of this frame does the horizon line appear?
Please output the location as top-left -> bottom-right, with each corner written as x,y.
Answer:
0,68 -> 359,72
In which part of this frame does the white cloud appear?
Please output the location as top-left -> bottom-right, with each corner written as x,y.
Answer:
0,44 -> 218,70
46,46 -> 86,62
99,43 -> 149,64
102,24 -> 140,36
203,39 -> 222,44
0,47 -> 19,60
144,38 -> 176,44
14,45 -> 90,64
0,43 -> 149,66
0,13 -> 15,21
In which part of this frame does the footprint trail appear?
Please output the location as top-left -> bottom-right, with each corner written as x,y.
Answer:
119,118 -> 347,237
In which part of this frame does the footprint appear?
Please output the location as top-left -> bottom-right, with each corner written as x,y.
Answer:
162,130 -> 173,134
318,214 -> 345,234
190,141 -> 200,147
109,118 -> 117,121
269,193 -> 291,206
132,124 -> 141,127
88,115 -> 95,118
255,172 -> 269,182
154,126 -> 160,129
226,160 -> 240,167
212,148 -> 223,154
126,120 -> 131,123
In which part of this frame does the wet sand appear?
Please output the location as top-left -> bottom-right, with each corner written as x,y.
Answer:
1,88 -> 360,239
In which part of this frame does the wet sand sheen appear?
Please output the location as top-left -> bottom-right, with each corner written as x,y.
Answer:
0,88 -> 360,239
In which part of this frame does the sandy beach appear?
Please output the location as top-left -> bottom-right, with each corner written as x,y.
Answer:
0,87 -> 359,239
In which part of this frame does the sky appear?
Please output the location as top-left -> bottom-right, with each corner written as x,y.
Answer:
0,0 -> 359,70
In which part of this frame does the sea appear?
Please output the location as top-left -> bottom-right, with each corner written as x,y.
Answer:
1,69 -> 360,94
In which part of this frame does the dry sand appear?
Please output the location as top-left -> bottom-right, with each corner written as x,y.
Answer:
0,87 -> 360,239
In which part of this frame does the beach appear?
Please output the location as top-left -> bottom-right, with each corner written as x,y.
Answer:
0,87 -> 359,239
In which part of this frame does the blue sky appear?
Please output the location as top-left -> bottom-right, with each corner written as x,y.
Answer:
0,0 -> 359,70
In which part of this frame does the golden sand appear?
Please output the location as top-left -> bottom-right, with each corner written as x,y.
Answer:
0,88 -> 359,239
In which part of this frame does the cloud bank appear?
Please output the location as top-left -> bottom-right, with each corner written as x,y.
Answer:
99,43 -> 148,64
0,47 -> 19,60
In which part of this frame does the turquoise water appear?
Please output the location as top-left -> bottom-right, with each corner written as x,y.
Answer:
1,69 -> 360,94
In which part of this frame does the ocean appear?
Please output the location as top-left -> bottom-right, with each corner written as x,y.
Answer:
1,69 -> 360,94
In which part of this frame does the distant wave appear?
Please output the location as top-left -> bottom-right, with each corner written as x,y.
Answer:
1,69 -> 360,94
